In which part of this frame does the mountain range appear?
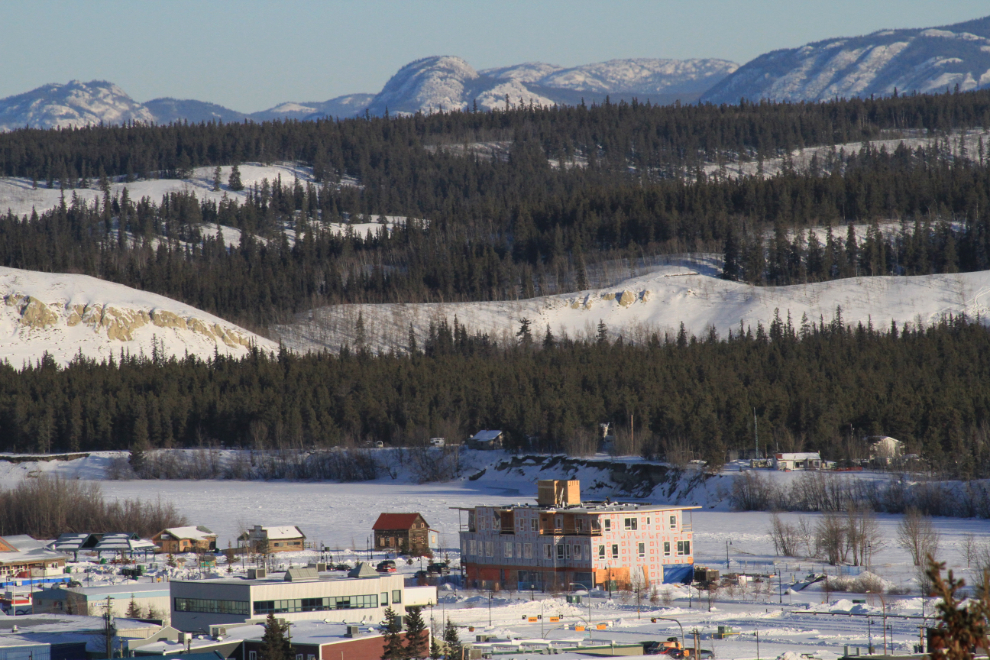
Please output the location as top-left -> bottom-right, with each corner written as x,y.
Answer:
2,15 -> 990,132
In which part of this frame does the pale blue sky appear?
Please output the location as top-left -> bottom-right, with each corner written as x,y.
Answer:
2,1 -> 988,112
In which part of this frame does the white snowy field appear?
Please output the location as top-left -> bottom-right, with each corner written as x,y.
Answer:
279,258 -> 990,353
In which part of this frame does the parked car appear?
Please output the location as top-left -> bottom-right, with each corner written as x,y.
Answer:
427,562 -> 450,575
414,570 -> 429,581
376,560 -> 397,573
672,650 -> 714,659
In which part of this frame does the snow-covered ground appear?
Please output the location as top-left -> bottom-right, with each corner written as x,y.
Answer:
278,257 -> 990,353
1,450 -> 984,658
0,266 -> 277,366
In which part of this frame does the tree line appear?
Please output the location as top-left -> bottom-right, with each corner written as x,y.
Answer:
3,314 -> 990,479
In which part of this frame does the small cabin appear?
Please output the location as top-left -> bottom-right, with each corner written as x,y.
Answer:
773,452 -> 822,471
467,430 -> 503,450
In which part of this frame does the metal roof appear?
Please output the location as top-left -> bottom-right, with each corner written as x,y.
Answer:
372,513 -> 426,530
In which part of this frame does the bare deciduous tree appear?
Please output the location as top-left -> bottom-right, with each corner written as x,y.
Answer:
897,508 -> 941,566
815,513 -> 848,565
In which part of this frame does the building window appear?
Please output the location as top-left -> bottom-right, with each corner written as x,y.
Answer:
669,515 -> 677,529
531,519 -> 538,531
604,519 -> 611,531
611,544 -> 618,558
573,545 -> 582,560
557,544 -> 565,560
252,595 -> 378,615
524,543 -> 532,559
381,592 -> 388,606
624,518 -> 637,531
664,542 -> 671,556
544,544 -> 552,560
646,517 -> 650,526
516,542 -> 522,557
504,542 -> 513,558
598,545 -> 605,559
677,541 -> 691,556
392,590 -> 402,604
638,543 -> 645,558
250,652 -> 257,660
175,598 -> 249,615
485,542 -> 494,557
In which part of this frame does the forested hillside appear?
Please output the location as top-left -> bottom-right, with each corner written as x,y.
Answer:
1,91 -> 990,463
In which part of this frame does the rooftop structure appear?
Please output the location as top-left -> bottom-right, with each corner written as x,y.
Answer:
456,480 -> 698,591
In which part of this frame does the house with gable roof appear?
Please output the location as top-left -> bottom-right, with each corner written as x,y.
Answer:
372,513 -> 435,554
237,525 -> 306,554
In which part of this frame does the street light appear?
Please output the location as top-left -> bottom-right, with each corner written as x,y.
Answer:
651,616 -> 685,649
569,582 -> 593,641
726,540 -> 732,571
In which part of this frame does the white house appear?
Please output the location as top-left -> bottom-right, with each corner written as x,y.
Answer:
467,430 -> 504,450
237,525 -> 306,553
867,436 -> 905,463
773,452 -> 822,470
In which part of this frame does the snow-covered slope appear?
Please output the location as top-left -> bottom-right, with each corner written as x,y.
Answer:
702,15 -> 990,103
143,98 -> 249,124
278,258 -> 990,354
535,58 -> 739,95
0,267 -> 277,366
0,80 -> 155,132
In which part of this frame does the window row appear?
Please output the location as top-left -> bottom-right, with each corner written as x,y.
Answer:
174,598 -> 250,615
603,515 -> 678,532
596,540 -> 691,558
252,592 -> 397,615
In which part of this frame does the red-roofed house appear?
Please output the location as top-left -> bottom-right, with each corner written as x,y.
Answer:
373,513 -> 432,554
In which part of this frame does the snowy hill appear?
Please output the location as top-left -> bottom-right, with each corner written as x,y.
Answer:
0,80 -> 155,132
701,15 -> 990,103
526,58 -> 738,95
143,97 -> 249,124
0,267 -> 277,366
277,257 -> 990,354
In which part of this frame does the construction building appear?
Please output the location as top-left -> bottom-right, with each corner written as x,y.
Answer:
456,480 -> 697,591
32,582 -> 171,620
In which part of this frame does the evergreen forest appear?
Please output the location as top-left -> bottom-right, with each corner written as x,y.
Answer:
1,90 -> 990,467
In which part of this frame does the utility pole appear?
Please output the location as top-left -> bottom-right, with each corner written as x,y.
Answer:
103,595 -> 114,659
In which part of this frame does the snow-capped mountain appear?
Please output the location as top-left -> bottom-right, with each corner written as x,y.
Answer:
488,58 -> 738,95
0,80 -> 155,132
0,267 -> 277,366
702,15 -> 990,104
0,55 -> 738,131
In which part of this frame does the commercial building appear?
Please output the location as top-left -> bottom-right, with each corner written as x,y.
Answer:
32,583 -> 171,620
456,480 -> 698,591
169,569 -> 432,632
132,619 -> 426,660
0,536 -> 66,579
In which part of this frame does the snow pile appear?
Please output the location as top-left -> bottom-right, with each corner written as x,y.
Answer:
0,266 -> 277,366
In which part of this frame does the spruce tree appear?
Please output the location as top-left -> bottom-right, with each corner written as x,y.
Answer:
403,607 -> 428,660
228,164 -> 244,192
213,166 -> 222,192
442,620 -> 461,660
125,595 -> 142,619
259,612 -> 292,660
381,607 -> 404,660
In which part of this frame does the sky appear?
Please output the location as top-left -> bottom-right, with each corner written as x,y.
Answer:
2,1 -> 988,113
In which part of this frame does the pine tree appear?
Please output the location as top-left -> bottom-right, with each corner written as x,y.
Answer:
259,612 -> 292,660
543,324 -> 555,349
125,595 -> 142,619
721,225 -> 741,281
442,620 -> 461,660
403,606 -> 428,660
381,607 -> 404,660
430,637 -> 442,660
596,320 -> 608,345
213,166 -> 222,192
516,319 -> 532,347
228,164 -> 244,192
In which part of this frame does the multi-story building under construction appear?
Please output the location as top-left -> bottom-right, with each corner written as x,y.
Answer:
456,480 -> 697,591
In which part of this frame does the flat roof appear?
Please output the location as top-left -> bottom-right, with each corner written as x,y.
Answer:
140,621 -> 382,653
171,572 -> 395,586
452,503 -> 701,513
41,582 -> 169,597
